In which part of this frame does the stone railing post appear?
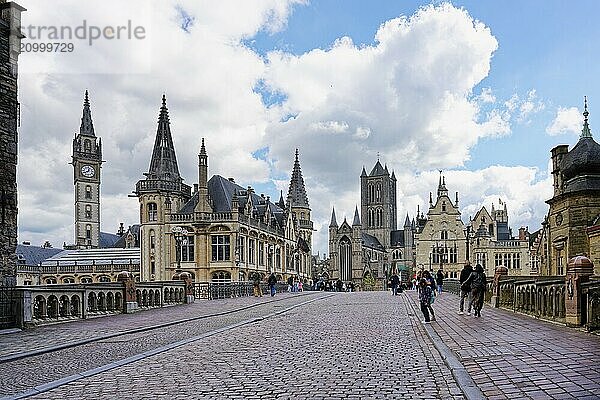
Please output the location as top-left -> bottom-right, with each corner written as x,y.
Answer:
118,270 -> 138,313
490,266 -> 508,308
565,256 -> 594,326
19,289 -> 32,328
179,272 -> 195,304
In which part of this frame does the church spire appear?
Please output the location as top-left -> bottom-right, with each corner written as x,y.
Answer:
353,206 -> 361,226
582,96 -> 593,138
147,95 -> 182,182
287,148 -> 310,208
79,90 -> 95,137
330,207 -> 338,228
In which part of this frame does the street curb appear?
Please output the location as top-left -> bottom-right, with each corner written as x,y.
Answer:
1,294 -> 334,400
0,291 -> 319,364
403,292 -> 485,400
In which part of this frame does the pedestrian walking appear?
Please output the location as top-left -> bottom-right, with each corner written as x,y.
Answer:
298,280 -> 303,292
268,272 -> 277,297
390,273 -> 400,295
458,261 -> 473,314
252,272 -> 263,297
287,276 -> 293,292
464,264 -> 487,317
436,268 -> 444,294
421,271 -> 436,320
418,278 -> 435,323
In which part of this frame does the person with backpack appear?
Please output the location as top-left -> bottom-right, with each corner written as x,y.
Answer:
464,264 -> 487,317
390,273 -> 400,295
458,261 -> 473,314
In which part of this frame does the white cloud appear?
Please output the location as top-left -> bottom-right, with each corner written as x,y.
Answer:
16,1 -> 553,255
546,106 -> 583,136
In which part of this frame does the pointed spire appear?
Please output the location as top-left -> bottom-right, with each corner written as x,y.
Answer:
437,170 -> 448,198
79,90 -> 95,136
329,207 -> 338,228
200,137 -> 207,156
277,190 -> 285,209
147,95 -> 182,182
391,170 -> 396,180
352,206 -> 361,226
582,96 -> 593,138
404,213 -> 410,227
287,148 -> 310,209
361,166 -> 367,177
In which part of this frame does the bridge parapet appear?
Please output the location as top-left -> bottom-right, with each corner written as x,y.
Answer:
444,255 -> 599,331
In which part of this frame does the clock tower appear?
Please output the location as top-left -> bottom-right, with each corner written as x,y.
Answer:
72,90 -> 103,248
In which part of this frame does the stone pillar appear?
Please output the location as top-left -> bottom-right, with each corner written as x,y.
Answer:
565,256 -> 594,326
179,272 -> 195,304
19,289 -> 31,327
118,270 -> 138,313
490,266 -> 508,308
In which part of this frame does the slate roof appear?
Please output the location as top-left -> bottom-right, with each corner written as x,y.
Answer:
16,244 -> 63,266
361,232 -> 385,251
42,248 -> 140,266
99,232 -> 122,248
180,175 -> 286,227
390,230 -> 405,247
369,161 -> 386,176
112,225 -> 141,248
287,149 -> 310,208
146,95 -> 182,182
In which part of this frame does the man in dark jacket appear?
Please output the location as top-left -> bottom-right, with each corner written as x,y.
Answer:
268,273 -> 277,297
465,264 -> 487,317
436,269 -> 444,294
390,273 -> 400,295
458,261 -> 473,315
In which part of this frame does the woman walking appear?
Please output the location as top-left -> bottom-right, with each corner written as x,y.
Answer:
418,278 -> 435,323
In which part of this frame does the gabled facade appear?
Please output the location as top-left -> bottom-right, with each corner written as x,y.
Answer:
135,98 -> 312,282
415,175 -> 466,278
468,199 -> 531,277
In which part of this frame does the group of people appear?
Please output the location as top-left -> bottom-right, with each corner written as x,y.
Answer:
251,272 -> 279,297
415,262 -> 487,323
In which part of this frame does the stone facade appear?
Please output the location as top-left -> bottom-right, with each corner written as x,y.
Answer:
415,175 -> 466,279
135,97 -> 313,283
0,1 -> 24,286
72,91 -> 103,249
468,200 -> 531,277
545,99 -> 600,276
329,161 -> 415,288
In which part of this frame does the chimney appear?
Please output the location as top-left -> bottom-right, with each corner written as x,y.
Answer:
518,227 -> 527,240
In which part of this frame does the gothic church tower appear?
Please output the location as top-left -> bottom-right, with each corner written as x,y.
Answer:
72,91 -> 103,249
360,160 -> 397,247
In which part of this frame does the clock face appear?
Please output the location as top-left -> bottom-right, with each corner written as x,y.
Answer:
81,165 -> 95,178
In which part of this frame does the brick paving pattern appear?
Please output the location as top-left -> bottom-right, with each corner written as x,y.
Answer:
407,289 -> 600,399
22,292 -> 461,400
2,289 -> 599,399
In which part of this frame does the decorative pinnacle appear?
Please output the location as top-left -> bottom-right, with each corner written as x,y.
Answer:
84,89 -> 90,106
295,148 -> 299,162
582,96 -> 592,138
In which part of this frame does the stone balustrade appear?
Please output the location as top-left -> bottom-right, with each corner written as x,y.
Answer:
443,255 -> 599,331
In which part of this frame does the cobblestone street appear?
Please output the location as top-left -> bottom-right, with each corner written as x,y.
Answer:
1,290 -> 599,399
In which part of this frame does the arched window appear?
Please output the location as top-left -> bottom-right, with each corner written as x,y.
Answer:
84,139 -> 92,153
376,183 -> 381,202
98,276 -> 111,282
45,277 -> 57,284
86,224 -> 92,239
62,277 -> 75,284
85,205 -> 92,219
211,271 -> 231,283
147,202 -> 157,221
85,185 -> 92,199
442,201 -> 447,212
339,236 -> 352,282
80,276 -> 93,284
149,229 -> 155,250
441,230 -> 448,240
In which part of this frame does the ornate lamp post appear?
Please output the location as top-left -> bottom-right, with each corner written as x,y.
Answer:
171,226 -> 188,275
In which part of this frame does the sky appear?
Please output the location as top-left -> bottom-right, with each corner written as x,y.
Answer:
15,0 -> 600,254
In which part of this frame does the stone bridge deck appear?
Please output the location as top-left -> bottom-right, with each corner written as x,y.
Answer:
0,290 -> 599,399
